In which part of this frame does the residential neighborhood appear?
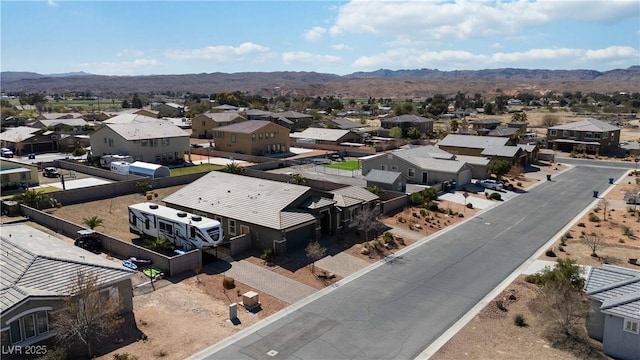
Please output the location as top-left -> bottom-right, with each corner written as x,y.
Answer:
1,87 -> 640,360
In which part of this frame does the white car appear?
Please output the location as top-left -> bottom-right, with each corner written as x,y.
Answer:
476,179 -> 504,190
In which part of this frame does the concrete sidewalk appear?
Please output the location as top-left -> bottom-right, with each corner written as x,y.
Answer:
206,260 -> 316,305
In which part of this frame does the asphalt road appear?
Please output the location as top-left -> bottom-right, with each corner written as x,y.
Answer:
192,164 -> 626,360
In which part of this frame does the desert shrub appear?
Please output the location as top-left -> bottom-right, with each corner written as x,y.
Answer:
564,231 -> 573,239
466,202 -> 473,209
458,213 -> 464,218
113,353 -> 138,360
528,258 -> 585,290
223,276 -> 235,289
419,209 -> 427,217
524,274 -> 537,284
619,238 -> 626,243
627,206 -> 636,213
489,192 -> 502,201
155,350 -> 168,357
447,208 -> 454,215
383,232 -> 394,243
546,249 -> 557,257
428,203 -> 439,212
397,216 -> 405,223
143,238 -> 173,254
135,180 -> 152,194
260,248 -> 274,262
412,212 -> 419,218
496,300 -> 507,312
514,314 -> 527,327
623,226 -> 633,236
410,191 -> 425,205
560,237 -> 566,247
577,222 -> 586,227
588,214 -> 600,222
516,182 -> 522,187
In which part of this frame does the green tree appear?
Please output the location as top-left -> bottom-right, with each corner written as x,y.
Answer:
488,159 -> 512,179
450,119 -> 459,133
542,114 -> 559,128
72,147 -> 87,157
121,100 -> 131,108
389,126 -> 403,139
12,189 -> 53,209
289,174 -> 307,185
144,238 -> 174,253
528,258 -> 585,290
82,215 -> 104,230
511,112 -> 528,122
407,127 -> 421,139
366,185 -> 384,196
131,93 -> 143,109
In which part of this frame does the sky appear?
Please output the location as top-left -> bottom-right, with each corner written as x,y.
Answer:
1,0 -> 639,76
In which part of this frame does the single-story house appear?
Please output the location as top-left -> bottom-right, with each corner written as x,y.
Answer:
364,169 -> 406,192
246,109 -> 274,121
191,112 -> 247,139
0,161 -> 39,189
584,265 -> 640,360
437,134 -> 511,157
102,113 -> 164,125
547,118 -> 621,155
213,120 -> 290,156
90,120 -> 190,164
153,102 -> 185,118
35,113 -> 83,121
0,224 -> 135,349
56,134 -> 91,153
290,128 -> 363,146
488,127 -> 519,138
469,119 -> 501,131
273,111 -> 314,130
212,104 -> 239,112
0,126 -> 56,155
380,114 -> 434,137
32,118 -> 91,134
361,145 -> 479,187
328,118 -> 362,130
329,186 -> 380,231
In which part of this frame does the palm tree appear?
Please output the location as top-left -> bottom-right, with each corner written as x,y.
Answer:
289,174 -> 307,185
82,216 -> 104,230
224,161 -> 244,174
12,189 -> 52,209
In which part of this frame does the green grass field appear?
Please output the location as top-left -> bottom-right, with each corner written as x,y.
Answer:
324,160 -> 360,171
170,164 -> 225,176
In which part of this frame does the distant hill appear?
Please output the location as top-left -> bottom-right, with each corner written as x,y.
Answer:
1,67 -> 638,98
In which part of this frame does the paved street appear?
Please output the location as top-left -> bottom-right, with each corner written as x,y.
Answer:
191,164 -> 626,360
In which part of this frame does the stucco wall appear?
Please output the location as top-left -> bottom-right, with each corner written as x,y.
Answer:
586,299 -> 606,341
602,315 -> 640,360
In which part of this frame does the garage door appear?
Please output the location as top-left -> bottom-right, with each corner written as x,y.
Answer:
458,169 -> 472,186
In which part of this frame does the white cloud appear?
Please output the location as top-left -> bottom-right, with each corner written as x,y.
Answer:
331,44 -> 350,51
164,42 -> 270,61
331,1 -> 638,42
304,27 -> 327,42
352,46 -> 639,70
47,0 -> 58,7
490,43 -> 502,49
117,49 -> 145,57
282,51 -> 341,66
76,58 -> 159,76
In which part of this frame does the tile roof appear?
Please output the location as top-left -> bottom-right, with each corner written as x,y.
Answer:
163,172 -> 315,230
214,120 -> 275,134
330,186 -> 379,208
488,127 -> 519,137
37,118 -> 90,127
584,265 -> 640,320
103,113 -> 164,124
364,169 -> 403,184
105,122 -> 190,140
275,111 -> 312,119
549,118 -> 620,132
200,112 -> 246,123
300,196 -> 336,210
290,128 -> 353,142
38,113 -> 83,120
390,145 -> 469,173
330,118 -> 361,129
0,224 -> 134,313
0,126 -> 41,142
437,134 -> 510,149
246,109 -> 273,117
481,145 -> 522,157
469,119 -> 502,124
213,104 -> 238,110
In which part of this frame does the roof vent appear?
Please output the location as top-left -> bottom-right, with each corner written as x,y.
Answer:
149,204 -> 159,209
191,216 -> 202,221
177,212 -> 187,217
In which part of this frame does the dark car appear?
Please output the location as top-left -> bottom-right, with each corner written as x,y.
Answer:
43,167 -> 61,178
74,230 -> 102,253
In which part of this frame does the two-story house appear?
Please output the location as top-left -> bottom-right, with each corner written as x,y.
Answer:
380,114 -> 434,137
213,120 -> 290,156
191,112 -> 247,139
90,121 -> 190,164
547,119 -> 621,154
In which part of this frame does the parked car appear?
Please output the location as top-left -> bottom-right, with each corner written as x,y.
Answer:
1,148 -> 14,158
476,179 -> 504,190
74,230 -> 102,253
43,167 -> 61,178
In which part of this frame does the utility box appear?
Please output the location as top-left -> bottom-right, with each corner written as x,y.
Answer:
241,291 -> 260,311
1,200 -> 20,217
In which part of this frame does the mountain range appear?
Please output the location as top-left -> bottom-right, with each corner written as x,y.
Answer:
2,67 -> 639,98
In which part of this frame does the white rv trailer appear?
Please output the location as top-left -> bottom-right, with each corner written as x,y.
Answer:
128,203 -> 223,250
100,154 -> 134,168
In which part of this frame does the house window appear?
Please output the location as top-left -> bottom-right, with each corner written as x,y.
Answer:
602,132 -> 608,139
585,132 -> 592,138
104,137 -> 107,144
252,134 -> 256,141
161,138 -> 170,146
391,165 -> 398,171
202,121 -> 206,127
549,130 -> 557,136
240,225 -> 249,234
229,219 -> 237,235
231,135 -> 236,143
408,168 -> 415,177
142,140 -> 148,147
563,130 -> 568,137
8,310 -> 51,345
381,165 -> 387,171
108,138 -> 114,147
624,319 -> 639,334
593,133 -> 601,139
258,133 -> 263,140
